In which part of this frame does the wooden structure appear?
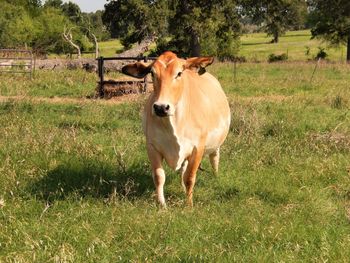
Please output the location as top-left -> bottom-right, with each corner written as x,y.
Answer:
0,49 -> 34,79
96,56 -> 157,98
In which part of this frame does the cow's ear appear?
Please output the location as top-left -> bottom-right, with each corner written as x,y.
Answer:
121,62 -> 151,79
184,57 -> 214,75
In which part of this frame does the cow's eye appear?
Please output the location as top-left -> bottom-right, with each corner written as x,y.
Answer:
175,71 -> 182,79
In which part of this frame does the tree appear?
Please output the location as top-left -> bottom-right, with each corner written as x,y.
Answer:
0,2 -> 36,48
82,11 -> 110,41
242,0 -> 307,43
308,0 -> 350,61
43,0 -> 63,9
62,1 -> 82,24
62,26 -> 81,58
0,0 -> 98,55
33,7 -> 85,54
102,0 -> 169,48
102,0 -> 241,58
165,0 -> 240,57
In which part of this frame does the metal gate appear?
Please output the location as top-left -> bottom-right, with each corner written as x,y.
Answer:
96,56 -> 157,98
0,49 -> 35,79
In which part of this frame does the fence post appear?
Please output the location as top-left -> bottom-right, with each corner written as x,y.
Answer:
233,59 -> 237,83
30,50 -> 34,80
98,56 -> 104,98
310,58 -> 321,83
143,56 -> 148,93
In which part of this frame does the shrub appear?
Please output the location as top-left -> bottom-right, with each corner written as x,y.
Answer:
268,53 -> 288,62
305,45 -> 311,57
315,47 -> 327,60
218,55 -> 247,62
331,95 -> 344,109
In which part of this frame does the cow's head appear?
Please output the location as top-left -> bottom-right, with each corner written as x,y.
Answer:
122,51 -> 214,117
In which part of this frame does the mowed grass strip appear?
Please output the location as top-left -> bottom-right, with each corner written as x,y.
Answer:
0,62 -> 350,261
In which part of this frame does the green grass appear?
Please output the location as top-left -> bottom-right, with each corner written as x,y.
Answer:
239,30 -> 347,62
98,39 -> 124,57
0,70 -> 123,98
1,62 -> 350,261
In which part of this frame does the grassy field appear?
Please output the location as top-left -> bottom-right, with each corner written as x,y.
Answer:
239,30 -> 347,62
0,60 -> 350,261
98,39 -> 124,57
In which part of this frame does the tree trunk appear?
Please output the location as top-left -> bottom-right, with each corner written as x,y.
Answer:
116,35 -> 155,57
62,27 -> 81,59
190,31 -> 201,57
272,31 -> 279,43
347,35 -> 350,62
90,32 -> 99,59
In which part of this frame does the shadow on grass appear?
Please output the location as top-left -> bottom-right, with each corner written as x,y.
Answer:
29,159 -> 153,203
241,42 -> 271,46
215,186 -> 241,202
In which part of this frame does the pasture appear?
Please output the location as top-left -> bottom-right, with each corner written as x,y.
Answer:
0,61 -> 350,262
239,30 -> 348,62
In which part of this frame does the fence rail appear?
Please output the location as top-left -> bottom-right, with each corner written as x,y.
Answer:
0,49 -> 35,79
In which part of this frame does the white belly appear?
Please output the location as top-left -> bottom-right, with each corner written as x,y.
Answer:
146,115 -> 230,171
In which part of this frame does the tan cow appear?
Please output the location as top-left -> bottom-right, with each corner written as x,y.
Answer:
122,51 -> 230,207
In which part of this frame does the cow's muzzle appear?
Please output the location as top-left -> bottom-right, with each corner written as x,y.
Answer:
153,103 -> 171,117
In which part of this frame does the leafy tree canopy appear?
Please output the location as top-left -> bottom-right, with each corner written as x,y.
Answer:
102,0 -> 169,48
102,0 -> 241,59
0,0 -> 108,54
308,0 -> 350,61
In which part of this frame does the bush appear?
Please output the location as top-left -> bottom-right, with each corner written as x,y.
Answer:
315,47 -> 327,60
218,56 -> 247,62
268,53 -> 288,62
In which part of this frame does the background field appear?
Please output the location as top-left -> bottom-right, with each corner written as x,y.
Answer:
92,30 -> 348,62
239,30 -> 347,62
50,30 -> 347,62
1,31 -> 350,262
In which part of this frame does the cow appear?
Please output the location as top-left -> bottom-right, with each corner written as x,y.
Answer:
121,51 -> 231,207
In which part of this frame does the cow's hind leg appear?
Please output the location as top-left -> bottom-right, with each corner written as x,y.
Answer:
209,148 -> 220,174
183,146 -> 204,207
147,144 -> 166,208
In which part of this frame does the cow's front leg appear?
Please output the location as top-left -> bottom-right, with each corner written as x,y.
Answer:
183,146 -> 205,207
147,144 -> 166,208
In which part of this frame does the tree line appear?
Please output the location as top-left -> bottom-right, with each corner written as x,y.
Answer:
0,0 -> 109,56
0,0 -> 349,61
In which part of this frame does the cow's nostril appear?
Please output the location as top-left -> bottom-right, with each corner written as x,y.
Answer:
153,103 -> 170,117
